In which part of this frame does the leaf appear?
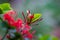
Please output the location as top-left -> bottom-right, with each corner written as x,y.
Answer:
51,36 -> 58,40
0,17 -> 3,21
43,35 -> 50,40
0,3 -> 12,14
31,13 -> 42,23
38,35 -> 58,40
38,35 -> 50,40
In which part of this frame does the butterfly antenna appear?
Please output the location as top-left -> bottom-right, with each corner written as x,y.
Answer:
27,10 -> 30,15
22,12 -> 26,23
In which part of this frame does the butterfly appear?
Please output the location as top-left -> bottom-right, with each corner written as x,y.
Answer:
22,10 -> 42,25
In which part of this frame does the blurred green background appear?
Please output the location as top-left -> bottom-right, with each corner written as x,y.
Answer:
0,0 -> 60,40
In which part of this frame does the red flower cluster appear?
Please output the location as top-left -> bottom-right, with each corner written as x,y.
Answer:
4,10 -> 16,26
3,10 -> 34,40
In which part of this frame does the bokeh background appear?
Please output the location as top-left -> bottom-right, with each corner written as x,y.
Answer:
0,0 -> 60,40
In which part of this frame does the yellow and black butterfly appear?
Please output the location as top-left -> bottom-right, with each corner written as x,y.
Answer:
22,10 -> 42,25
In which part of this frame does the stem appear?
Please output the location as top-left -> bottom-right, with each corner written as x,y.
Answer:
0,17 -> 3,21
1,28 -> 9,40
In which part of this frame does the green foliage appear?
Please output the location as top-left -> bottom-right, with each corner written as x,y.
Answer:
1,21 -> 15,29
0,3 -> 12,14
0,17 -> 3,21
9,32 -> 23,40
31,13 -> 42,23
1,21 -> 10,28
38,35 -> 58,40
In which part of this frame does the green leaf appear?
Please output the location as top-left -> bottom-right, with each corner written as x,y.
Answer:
43,35 -> 50,40
31,13 -> 42,23
38,36 -> 44,40
38,35 -> 58,40
0,3 -> 12,14
0,17 -> 3,21
38,35 -> 50,40
51,36 -> 58,40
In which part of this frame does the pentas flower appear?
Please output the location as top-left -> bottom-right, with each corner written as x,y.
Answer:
25,24 -> 31,30
13,18 -> 24,32
3,10 -> 34,40
27,33 -> 33,40
4,10 -> 16,18
21,30 -> 33,40
3,10 -> 15,26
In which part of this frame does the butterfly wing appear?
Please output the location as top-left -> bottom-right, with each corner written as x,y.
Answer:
31,13 -> 42,23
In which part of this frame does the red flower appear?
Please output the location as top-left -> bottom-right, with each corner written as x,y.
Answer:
3,10 -> 34,40
27,33 -> 33,40
21,30 -> 33,40
3,10 -> 15,26
4,10 -> 24,30
5,10 -> 16,17
25,24 -> 31,30
13,18 -> 23,27
13,18 -> 23,32
21,30 -> 29,35
4,10 -> 16,20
